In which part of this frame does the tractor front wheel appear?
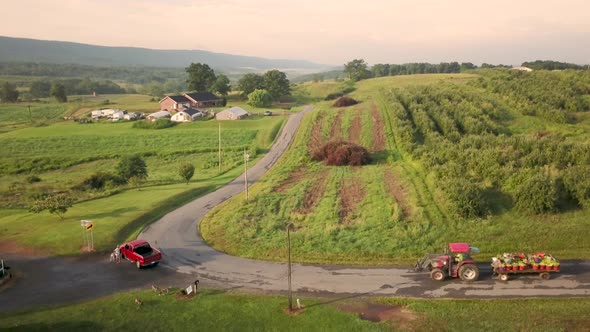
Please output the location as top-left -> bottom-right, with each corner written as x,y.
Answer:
430,269 -> 446,281
458,264 -> 480,282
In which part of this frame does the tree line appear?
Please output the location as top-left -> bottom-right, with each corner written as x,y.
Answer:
0,62 -> 185,84
470,69 -> 590,123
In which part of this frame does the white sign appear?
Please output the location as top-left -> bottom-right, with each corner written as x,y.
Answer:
185,285 -> 193,295
81,220 -> 92,227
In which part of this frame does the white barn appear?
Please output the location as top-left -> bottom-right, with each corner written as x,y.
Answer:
171,109 -> 203,122
146,110 -> 171,122
215,107 -> 249,121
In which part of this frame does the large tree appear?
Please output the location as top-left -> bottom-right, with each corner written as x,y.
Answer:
247,89 -> 272,108
29,80 -> 52,98
210,74 -> 231,96
186,62 -> 216,91
50,83 -> 67,102
0,82 -> 19,102
237,73 -> 264,97
263,70 -> 290,100
344,59 -> 372,82
29,192 -> 74,220
117,155 -> 148,182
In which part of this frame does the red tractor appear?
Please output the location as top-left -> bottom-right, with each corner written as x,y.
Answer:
414,242 -> 480,282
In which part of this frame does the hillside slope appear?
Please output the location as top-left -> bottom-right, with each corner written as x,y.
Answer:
0,36 -> 329,72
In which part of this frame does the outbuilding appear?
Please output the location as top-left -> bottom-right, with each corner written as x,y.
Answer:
171,108 -> 203,122
215,107 -> 249,120
146,110 -> 171,122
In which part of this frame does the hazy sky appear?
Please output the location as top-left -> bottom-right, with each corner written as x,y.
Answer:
1,0 -> 589,65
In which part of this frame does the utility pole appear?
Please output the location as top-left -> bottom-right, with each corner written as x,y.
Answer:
287,223 -> 293,311
244,149 -> 250,201
218,123 -> 221,173
27,105 -> 32,123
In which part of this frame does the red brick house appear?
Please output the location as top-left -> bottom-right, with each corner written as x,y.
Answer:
159,92 -> 224,111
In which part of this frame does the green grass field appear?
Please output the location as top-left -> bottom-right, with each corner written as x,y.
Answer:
1,289 -> 588,332
0,96 -> 287,254
201,72 -> 590,265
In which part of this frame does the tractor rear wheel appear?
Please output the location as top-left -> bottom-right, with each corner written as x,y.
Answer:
458,264 -> 480,282
430,269 -> 446,281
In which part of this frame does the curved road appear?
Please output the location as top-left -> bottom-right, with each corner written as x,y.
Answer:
140,106 -> 590,298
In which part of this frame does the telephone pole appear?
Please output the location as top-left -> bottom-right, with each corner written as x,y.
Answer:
287,222 -> 294,311
244,149 -> 250,201
218,123 -> 221,173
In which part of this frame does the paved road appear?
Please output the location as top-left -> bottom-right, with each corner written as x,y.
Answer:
140,106 -> 590,298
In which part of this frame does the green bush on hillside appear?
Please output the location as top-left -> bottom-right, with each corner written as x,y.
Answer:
132,119 -> 175,129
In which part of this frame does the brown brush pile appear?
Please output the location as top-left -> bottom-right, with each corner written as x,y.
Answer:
311,141 -> 371,166
332,96 -> 358,107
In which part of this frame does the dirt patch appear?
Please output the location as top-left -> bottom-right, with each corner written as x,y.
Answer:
175,291 -> 197,300
275,167 -> 309,193
338,174 -> 365,224
330,111 -> 344,140
336,302 -> 418,328
383,169 -> 412,219
308,112 -> 326,150
0,241 -> 45,257
298,169 -> 330,214
371,101 -> 386,151
349,110 -> 362,144
283,307 -> 306,316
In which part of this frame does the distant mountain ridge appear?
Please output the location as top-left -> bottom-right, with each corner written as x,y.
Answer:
0,36 -> 330,73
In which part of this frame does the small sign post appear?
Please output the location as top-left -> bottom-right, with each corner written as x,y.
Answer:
80,220 -> 94,251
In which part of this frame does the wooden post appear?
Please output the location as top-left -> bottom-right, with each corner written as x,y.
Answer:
218,123 -> 221,173
287,223 -> 293,311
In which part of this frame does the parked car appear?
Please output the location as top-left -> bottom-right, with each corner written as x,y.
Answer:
263,110 -> 273,116
119,240 -> 162,269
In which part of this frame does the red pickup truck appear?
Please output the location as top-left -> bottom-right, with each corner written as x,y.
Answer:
120,240 -> 162,269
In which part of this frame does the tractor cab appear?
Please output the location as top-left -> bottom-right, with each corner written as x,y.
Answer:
414,242 -> 480,282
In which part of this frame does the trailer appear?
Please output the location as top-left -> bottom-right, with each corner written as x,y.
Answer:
491,252 -> 561,281
493,266 -> 560,281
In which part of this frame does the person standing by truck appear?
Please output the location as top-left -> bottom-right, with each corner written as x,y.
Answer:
114,246 -> 121,263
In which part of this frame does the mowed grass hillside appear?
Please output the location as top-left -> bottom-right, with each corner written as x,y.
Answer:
2,288 -> 590,332
0,96 -> 287,254
201,70 -> 590,265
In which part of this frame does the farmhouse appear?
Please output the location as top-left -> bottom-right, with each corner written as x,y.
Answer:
216,107 -> 249,120
159,92 -> 224,111
171,108 -> 203,122
147,110 -> 171,122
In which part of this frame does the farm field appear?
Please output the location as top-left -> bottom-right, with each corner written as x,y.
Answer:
201,70 -> 590,265
0,96 -> 287,255
1,288 -> 589,331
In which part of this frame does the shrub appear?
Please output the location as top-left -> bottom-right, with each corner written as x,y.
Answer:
441,177 -> 489,219
133,119 -> 175,129
73,172 -> 123,191
311,141 -> 370,166
324,92 -> 344,101
26,175 -> 42,183
513,171 -> 558,214
332,96 -> 358,107
562,165 -> 590,208
247,89 -> 272,108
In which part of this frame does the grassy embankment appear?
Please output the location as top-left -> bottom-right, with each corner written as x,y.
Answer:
1,289 -> 589,331
0,94 -> 287,255
201,72 -> 590,265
